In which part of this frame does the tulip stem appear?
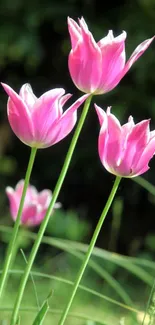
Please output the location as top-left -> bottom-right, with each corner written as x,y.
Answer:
0,147 -> 37,300
10,95 -> 92,325
58,175 -> 122,325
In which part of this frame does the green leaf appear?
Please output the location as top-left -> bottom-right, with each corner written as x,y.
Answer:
32,290 -> 53,325
32,299 -> 49,325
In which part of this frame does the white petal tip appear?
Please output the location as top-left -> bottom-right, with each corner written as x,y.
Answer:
5,187 -> 14,194
107,106 -> 112,115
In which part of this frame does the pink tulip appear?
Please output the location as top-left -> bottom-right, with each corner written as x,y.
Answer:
6,180 -> 61,226
95,105 -> 155,177
68,17 -> 154,94
2,83 -> 89,148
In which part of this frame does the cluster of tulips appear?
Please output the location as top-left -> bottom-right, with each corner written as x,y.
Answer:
0,17 -> 154,324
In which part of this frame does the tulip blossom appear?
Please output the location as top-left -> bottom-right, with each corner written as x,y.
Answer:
6,180 -> 61,226
95,105 -> 155,177
68,17 -> 154,94
2,83 -> 88,148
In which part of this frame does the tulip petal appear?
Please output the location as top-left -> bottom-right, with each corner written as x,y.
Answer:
68,17 -> 82,50
68,18 -> 102,93
96,106 -> 122,172
6,187 -> 18,220
38,190 -> 52,207
2,83 -> 35,144
45,94 -> 89,147
6,180 -> 61,226
97,37 -> 154,93
127,120 -> 149,163
98,30 -> 126,48
134,136 -> 155,175
15,180 -> 25,193
105,108 -> 122,167
59,94 -> 72,112
21,204 -> 39,225
98,31 -> 126,93
19,84 -> 37,110
123,37 -> 154,76
95,105 -> 108,164
116,120 -> 150,176
95,103 -> 107,126
32,88 -> 65,145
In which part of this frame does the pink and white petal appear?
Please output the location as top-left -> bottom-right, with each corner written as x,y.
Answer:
122,116 -> 134,142
2,83 -> 31,117
59,94 -> 72,115
130,119 -> 150,145
114,31 -> 127,43
123,37 -> 154,76
97,40 -> 126,93
119,116 -> 135,159
150,130 -> 155,139
15,180 -> 38,203
69,25 -> 102,93
95,104 -> 108,126
62,94 -> 89,118
105,111 -> 122,168
33,88 -> 65,117
8,98 -> 34,144
117,121 -> 150,176
131,165 -> 150,178
79,17 -> 89,32
38,189 -> 52,207
68,17 -> 82,50
98,30 -> 115,48
6,187 -> 19,220
21,204 -> 39,225
32,94 -> 88,147
33,208 -> 49,226
46,110 -> 77,146
51,94 -> 89,144
26,187 -> 38,202
19,84 -> 37,110
114,159 -> 134,177
128,120 -> 150,167
101,36 -> 153,92
32,88 -> 65,143
134,137 -> 155,174
98,118 -> 108,165
15,180 -> 24,193
98,30 -> 126,49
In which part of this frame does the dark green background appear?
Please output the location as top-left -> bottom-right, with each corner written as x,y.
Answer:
0,0 -> 155,255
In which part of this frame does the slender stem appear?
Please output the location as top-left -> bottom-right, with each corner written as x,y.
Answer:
133,176 -> 155,196
0,147 -> 37,299
58,176 -> 122,325
10,95 -> 92,325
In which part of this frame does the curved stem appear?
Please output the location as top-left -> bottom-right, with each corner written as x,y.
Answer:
0,147 -> 37,299
10,95 -> 92,325
133,176 -> 155,196
58,175 -> 122,325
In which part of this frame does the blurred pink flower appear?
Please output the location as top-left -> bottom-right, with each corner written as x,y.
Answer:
68,17 -> 154,94
95,105 -> 155,177
6,180 -> 61,226
2,83 -> 88,148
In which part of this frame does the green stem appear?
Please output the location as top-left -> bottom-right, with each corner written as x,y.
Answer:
10,95 -> 92,325
58,175 -> 122,325
0,147 -> 37,299
133,176 -> 155,196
